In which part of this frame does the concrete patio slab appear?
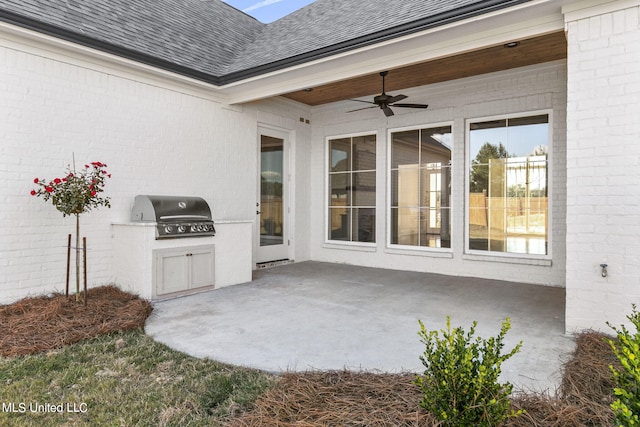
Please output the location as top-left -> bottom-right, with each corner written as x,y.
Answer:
145,261 -> 575,392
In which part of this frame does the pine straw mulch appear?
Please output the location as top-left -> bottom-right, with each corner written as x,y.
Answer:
230,331 -> 620,427
230,370 -> 437,427
508,331 -> 619,427
0,289 -> 622,426
0,285 -> 152,358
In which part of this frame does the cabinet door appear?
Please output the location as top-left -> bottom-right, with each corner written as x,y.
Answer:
154,245 -> 215,297
156,250 -> 189,295
190,246 -> 215,289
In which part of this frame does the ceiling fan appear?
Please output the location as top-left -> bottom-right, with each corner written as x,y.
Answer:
347,71 -> 429,117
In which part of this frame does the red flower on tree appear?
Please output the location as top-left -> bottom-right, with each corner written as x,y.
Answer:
30,162 -> 111,214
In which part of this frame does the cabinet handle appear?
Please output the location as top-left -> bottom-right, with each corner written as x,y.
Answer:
186,253 -> 192,257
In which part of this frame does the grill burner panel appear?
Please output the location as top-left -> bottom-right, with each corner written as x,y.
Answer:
132,195 -> 216,239
157,221 -> 216,238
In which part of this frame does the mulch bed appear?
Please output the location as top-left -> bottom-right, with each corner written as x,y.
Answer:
230,370 -> 437,427
507,331 -> 618,426
230,331 -> 619,427
0,285 -> 152,358
0,288 -> 621,426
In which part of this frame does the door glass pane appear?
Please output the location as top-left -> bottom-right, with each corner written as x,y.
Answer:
260,136 -> 284,247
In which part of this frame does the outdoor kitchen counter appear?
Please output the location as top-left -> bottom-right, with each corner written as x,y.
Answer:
111,220 -> 253,300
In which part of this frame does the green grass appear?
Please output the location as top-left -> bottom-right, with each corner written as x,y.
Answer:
0,330 -> 277,426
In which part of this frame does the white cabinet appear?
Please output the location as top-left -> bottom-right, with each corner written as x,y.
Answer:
154,245 -> 215,297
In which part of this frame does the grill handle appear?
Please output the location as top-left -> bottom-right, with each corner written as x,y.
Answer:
159,215 -> 211,220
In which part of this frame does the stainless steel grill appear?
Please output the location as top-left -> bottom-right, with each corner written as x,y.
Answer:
131,195 -> 216,239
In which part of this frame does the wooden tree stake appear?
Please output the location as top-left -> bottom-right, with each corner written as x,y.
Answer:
65,234 -> 71,296
83,236 -> 87,306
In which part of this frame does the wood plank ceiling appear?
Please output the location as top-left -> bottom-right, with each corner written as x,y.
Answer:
282,31 -> 567,106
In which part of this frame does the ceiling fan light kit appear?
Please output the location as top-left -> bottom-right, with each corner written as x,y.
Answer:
347,71 -> 429,117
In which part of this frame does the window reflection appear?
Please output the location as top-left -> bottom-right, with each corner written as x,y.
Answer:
468,115 -> 549,255
328,135 -> 376,242
391,126 -> 452,248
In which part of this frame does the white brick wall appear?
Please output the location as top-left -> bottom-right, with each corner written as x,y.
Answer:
310,61 -> 567,287
0,35 -> 309,303
565,2 -> 640,332
4,1 -> 637,336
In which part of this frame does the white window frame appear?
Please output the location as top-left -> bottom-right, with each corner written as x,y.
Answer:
464,110 -> 553,261
325,131 -> 378,247
386,122 -> 454,253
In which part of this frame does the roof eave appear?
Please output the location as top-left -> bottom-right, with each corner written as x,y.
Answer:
0,8 -> 224,86
219,0 -> 535,84
1,0 -> 534,87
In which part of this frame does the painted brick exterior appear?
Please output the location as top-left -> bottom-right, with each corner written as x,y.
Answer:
310,61 -> 568,287
0,37 -> 309,303
565,2 -> 640,331
2,0 -> 639,337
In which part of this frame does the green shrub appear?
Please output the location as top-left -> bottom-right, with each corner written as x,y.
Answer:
608,305 -> 640,427
414,316 -> 523,426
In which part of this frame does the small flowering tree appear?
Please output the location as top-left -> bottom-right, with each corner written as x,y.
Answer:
31,161 -> 111,301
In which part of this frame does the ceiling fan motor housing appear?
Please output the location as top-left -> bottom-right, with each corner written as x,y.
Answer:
374,94 -> 393,104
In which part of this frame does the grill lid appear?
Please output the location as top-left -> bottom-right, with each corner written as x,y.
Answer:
131,195 -> 215,239
132,195 -> 212,222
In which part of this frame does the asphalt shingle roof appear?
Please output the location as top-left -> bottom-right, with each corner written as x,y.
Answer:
223,0 -> 500,74
0,0 -> 264,78
0,0 -> 530,84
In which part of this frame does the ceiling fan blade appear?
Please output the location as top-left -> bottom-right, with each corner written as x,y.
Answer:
392,103 -> 429,109
349,99 -> 376,105
383,106 -> 394,117
347,106 -> 377,113
386,94 -> 407,104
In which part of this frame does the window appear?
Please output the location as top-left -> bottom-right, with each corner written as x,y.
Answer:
390,125 -> 452,248
328,134 -> 376,243
467,114 -> 549,255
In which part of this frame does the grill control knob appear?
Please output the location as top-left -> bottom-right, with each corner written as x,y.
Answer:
164,225 -> 173,234
191,225 -> 198,232
177,225 -> 186,233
